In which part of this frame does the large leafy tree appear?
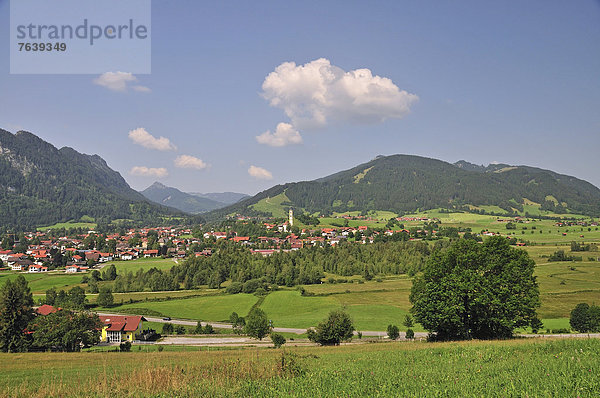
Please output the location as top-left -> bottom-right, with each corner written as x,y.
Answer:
0,276 -> 34,352
31,310 -> 102,351
410,236 -> 540,340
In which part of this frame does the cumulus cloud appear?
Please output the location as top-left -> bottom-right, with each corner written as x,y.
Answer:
248,165 -> 273,180
128,128 -> 177,151
262,58 -> 418,129
129,166 -> 168,178
256,122 -> 303,147
93,72 -> 150,93
174,155 -> 209,170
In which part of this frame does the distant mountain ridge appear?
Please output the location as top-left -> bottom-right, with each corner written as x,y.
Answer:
189,191 -> 249,205
141,182 -> 226,213
206,154 -> 600,220
0,129 -> 184,229
141,183 -> 249,213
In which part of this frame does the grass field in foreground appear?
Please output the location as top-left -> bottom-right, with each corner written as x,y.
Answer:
1,338 -> 599,397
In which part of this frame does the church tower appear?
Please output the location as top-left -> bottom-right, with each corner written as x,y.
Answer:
288,208 -> 294,227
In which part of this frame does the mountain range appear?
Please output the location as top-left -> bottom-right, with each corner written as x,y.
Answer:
205,154 -> 600,220
1,129 -> 599,230
0,129 -> 185,230
140,182 -> 248,214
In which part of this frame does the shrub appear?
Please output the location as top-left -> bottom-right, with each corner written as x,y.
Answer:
203,324 -> 215,334
387,324 -> 399,340
570,303 -> 600,333
97,287 -> 114,307
119,341 -> 131,352
530,317 -> 544,334
162,323 -> 174,335
270,333 -> 286,348
405,328 -> 415,339
307,310 -> 354,346
226,282 -> 243,294
174,325 -> 186,335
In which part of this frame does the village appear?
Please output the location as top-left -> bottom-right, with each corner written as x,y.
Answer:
4,208 -> 595,275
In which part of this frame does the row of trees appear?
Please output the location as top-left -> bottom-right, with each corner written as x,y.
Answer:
77,241 -> 431,295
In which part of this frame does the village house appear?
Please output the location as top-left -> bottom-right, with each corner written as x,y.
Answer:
99,315 -> 145,343
143,249 -> 159,258
65,264 -> 88,273
28,264 -> 48,273
0,250 -> 13,262
119,251 -> 136,261
98,253 -> 113,263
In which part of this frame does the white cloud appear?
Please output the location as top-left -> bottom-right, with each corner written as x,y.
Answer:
129,166 -> 168,178
93,72 -> 150,93
132,85 -> 152,93
128,128 -> 177,151
262,58 -> 418,129
174,155 -> 209,170
248,165 -> 273,180
256,122 -> 303,147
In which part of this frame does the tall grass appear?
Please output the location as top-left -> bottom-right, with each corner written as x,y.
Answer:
1,339 -> 599,397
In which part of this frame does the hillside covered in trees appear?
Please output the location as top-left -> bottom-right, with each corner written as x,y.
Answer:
207,154 -> 600,219
0,129 -> 186,230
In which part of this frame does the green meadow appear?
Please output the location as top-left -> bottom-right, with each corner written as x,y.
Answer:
0,272 -> 84,294
98,293 -> 259,322
4,211 -> 600,332
36,221 -> 97,231
1,338 -> 599,397
110,257 -> 176,274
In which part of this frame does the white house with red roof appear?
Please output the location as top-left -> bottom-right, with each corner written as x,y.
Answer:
28,264 -> 48,273
99,315 -> 145,343
0,250 -> 13,262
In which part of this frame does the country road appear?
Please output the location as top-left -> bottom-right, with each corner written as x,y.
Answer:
96,312 -> 393,337
96,312 -> 600,341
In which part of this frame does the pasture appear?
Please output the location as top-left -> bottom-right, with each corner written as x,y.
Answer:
0,272 -> 84,294
1,338 -> 599,397
36,221 -> 96,231
110,257 -> 176,274
98,293 -> 259,322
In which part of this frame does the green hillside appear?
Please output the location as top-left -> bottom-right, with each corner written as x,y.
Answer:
0,129 -> 186,229
207,154 -> 600,219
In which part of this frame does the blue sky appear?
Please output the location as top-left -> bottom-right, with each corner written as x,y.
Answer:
1,0 -> 599,194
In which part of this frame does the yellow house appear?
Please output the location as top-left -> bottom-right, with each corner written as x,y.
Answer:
99,315 -> 145,343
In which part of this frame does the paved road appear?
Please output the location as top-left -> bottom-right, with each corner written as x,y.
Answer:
96,312 -> 404,337
96,312 -> 600,341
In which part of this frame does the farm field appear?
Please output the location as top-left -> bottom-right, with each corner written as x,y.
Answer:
109,257 -> 177,274
1,338 -> 599,397
0,272 -> 84,294
98,293 -> 259,322
5,213 -> 600,332
36,221 -> 97,231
